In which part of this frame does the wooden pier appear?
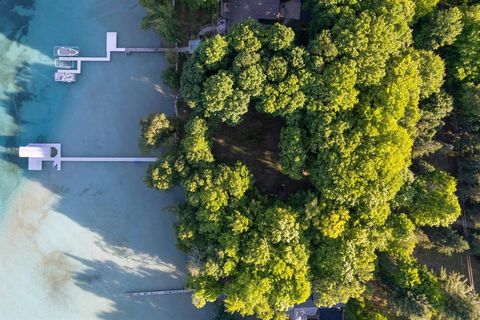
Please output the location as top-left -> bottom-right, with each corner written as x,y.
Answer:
125,288 -> 192,297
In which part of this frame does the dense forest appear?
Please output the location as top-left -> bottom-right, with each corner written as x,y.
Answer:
139,0 -> 480,319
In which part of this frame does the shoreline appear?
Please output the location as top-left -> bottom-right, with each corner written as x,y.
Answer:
0,1 -> 213,319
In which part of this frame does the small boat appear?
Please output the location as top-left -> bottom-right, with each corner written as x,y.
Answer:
54,72 -> 76,83
55,59 -> 74,69
56,47 -> 79,57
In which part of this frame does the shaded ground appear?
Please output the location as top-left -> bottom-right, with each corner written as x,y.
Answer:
367,280 -> 393,317
423,120 -> 457,175
415,119 -> 480,290
212,111 -> 311,198
415,247 -> 480,290
177,3 -> 215,44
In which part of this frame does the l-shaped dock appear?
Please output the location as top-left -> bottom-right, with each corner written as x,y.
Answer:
56,32 -> 199,79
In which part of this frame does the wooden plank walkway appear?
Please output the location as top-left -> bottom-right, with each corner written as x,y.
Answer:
125,289 -> 192,297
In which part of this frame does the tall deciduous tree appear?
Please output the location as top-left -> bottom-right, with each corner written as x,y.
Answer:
140,113 -> 176,151
279,125 -> 307,180
402,169 -> 461,227
449,4 -> 480,83
415,7 -> 464,50
413,91 -> 454,158
414,0 -> 440,20
181,117 -> 214,164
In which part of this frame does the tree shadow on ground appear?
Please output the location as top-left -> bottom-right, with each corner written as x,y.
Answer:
66,254 -> 211,320
212,110 -> 312,199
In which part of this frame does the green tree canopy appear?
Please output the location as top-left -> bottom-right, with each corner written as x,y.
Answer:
415,50 -> 445,99
345,298 -> 388,320
460,82 -> 480,118
140,113 -> 176,151
182,0 -> 218,9
180,19 -> 307,122
181,117 -> 214,164
143,1 -> 459,317
414,7 -> 464,50
414,0 -> 440,20
139,0 -> 181,43
449,4 -> 480,83
180,199 -> 311,319
279,124 -> 307,180
402,169 -> 461,227
438,269 -> 480,320
413,91 -> 454,158
418,228 -> 470,256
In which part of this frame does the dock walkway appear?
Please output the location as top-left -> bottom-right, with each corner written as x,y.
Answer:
19,143 -> 157,171
62,157 -> 156,162
126,289 -> 192,297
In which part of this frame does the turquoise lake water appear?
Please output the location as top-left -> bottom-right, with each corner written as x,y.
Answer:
0,1 -> 213,319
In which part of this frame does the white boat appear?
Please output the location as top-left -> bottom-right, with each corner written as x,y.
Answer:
54,72 -> 76,83
56,47 -> 79,57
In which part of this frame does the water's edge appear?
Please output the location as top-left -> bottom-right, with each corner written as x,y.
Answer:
0,1 -> 213,319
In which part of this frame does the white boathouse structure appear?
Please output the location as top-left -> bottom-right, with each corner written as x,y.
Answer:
19,144 -> 156,171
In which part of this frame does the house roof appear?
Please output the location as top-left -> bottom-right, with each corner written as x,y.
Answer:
288,294 -> 345,320
319,307 -> 344,320
226,0 -> 281,29
19,146 -> 51,158
281,0 -> 302,21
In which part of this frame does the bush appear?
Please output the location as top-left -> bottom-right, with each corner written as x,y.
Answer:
389,291 -> 434,320
345,298 -> 387,320
140,113 -> 177,151
162,67 -> 181,90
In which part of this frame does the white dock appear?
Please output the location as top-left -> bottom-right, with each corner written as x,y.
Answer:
19,143 -> 156,171
125,289 -> 192,297
57,32 -> 122,74
56,33 -> 199,77
61,157 -> 156,162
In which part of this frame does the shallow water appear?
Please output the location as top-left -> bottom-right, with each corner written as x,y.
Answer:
0,1 -> 213,319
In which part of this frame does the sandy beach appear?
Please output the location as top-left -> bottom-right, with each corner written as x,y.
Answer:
0,1 -> 213,319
